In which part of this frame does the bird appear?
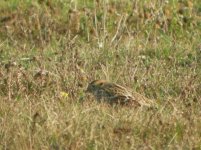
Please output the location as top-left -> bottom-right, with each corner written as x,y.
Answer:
86,80 -> 156,107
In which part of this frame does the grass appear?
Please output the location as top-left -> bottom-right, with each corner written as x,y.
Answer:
0,0 -> 201,149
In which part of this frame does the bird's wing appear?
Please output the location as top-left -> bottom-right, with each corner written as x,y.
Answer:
101,83 -> 135,104
132,92 -> 156,107
102,83 -> 130,96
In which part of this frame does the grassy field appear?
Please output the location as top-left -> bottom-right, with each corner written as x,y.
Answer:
0,0 -> 201,149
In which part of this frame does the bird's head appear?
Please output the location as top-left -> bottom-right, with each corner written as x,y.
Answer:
86,80 -> 108,93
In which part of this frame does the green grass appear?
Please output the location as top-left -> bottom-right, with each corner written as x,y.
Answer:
0,0 -> 201,149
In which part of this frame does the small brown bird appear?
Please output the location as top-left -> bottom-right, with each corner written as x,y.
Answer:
86,80 -> 155,107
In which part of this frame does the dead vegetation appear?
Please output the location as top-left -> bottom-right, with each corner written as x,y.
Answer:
0,0 -> 201,149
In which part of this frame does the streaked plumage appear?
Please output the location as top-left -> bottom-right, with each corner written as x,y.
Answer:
86,80 -> 155,107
